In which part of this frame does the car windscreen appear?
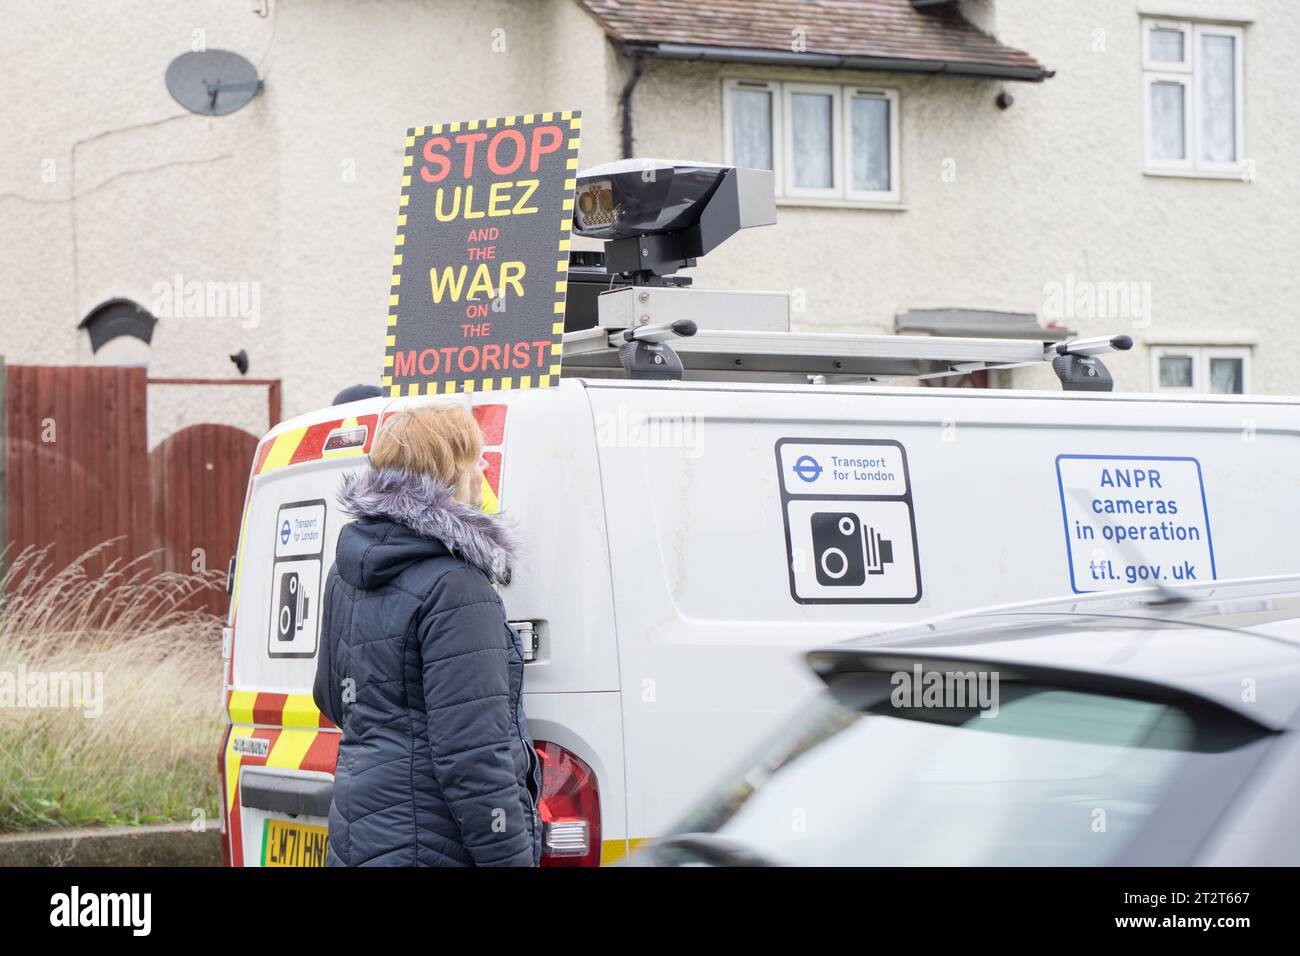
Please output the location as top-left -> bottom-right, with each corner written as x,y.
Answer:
660,669 -> 1276,866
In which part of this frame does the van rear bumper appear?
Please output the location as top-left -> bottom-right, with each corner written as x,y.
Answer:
240,768 -> 334,818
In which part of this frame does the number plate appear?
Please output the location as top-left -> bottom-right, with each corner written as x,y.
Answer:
262,819 -> 329,867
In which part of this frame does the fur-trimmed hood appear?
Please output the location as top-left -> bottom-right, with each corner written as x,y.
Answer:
336,467 -> 516,586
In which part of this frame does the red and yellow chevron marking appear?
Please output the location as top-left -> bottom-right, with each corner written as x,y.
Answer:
221,689 -> 643,867
475,403 -> 508,515
253,414 -> 379,476
482,452 -> 502,514
223,691 -> 341,867
222,726 -> 341,867
226,690 -> 336,730
600,838 -> 653,866
471,403 -> 506,444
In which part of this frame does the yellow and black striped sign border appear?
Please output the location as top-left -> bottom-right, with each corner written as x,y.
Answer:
382,111 -> 582,398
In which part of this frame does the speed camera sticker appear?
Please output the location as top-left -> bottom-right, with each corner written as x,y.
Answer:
268,499 -> 327,658
776,439 -> 921,604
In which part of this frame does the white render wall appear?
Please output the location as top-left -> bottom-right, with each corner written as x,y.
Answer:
1,0 -> 1296,438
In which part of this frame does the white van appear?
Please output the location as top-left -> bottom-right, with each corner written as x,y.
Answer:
218,372 -> 1300,866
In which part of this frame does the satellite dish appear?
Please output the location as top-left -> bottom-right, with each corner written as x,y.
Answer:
165,50 -> 262,116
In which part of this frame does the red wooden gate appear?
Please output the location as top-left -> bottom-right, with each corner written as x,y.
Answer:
150,424 -> 259,614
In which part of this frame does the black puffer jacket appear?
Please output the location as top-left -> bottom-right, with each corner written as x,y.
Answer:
312,467 -> 541,866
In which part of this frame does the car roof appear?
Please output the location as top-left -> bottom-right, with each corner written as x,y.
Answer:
818,576 -> 1300,730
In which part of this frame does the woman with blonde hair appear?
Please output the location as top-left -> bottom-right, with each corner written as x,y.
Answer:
313,403 -> 541,866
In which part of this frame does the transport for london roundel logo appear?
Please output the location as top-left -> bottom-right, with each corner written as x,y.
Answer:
793,455 -> 823,482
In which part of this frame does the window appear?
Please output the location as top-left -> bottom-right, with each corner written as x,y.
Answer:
728,81 -> 777,173
1142,19 -> 1244,176
1151,346 -> 1250,394
724,79 -> 899,204
662,676 -> 1269,866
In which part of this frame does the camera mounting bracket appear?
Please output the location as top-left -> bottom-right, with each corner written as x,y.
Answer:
617,319 -> 698,380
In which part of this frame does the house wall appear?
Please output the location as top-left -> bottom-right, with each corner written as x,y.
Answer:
1,0 -> 1295,430
623,0 -> 1298,393
0,0 -> 621,433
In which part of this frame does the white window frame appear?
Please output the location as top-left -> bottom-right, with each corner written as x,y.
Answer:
1143,19 -> 1192,71
1151,346 -> 1197,393
1150,345 -> 1251,394
722,78 -> 783,196
723,77 -> 902,206
1194,23 -> 1246,176
844,88 -> 901,204
1141,19 -> 1245,178
1142,71 -> 1192,171
782,82 -> 843,200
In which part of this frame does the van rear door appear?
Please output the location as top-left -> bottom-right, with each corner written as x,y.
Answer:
220,411 -> 379,866
219,398 -> 565,864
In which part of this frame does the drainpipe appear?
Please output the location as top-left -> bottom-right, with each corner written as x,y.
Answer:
619,51 -> 645,159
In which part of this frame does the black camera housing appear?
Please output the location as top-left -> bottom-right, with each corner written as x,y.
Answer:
571,160 -> 776,283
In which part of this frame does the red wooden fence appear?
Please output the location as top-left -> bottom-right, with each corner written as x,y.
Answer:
3,365 -> 272,610
3,365 -> 152,579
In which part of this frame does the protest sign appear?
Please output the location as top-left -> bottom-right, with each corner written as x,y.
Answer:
383,111 -> 581,395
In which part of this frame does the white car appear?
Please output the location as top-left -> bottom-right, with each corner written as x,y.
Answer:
636,578 -> 1300,866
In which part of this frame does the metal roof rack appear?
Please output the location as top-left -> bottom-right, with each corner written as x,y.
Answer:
562,287 -> 1132,390
563,326 -> 1053,383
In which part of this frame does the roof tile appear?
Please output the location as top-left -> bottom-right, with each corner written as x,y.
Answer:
576,0 -> 1047,76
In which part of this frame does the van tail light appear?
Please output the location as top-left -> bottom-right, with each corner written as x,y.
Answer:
217,724 -> 232,867
534,740 -> 601,867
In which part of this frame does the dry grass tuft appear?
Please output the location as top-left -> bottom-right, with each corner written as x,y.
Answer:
0,544 -> 226,831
